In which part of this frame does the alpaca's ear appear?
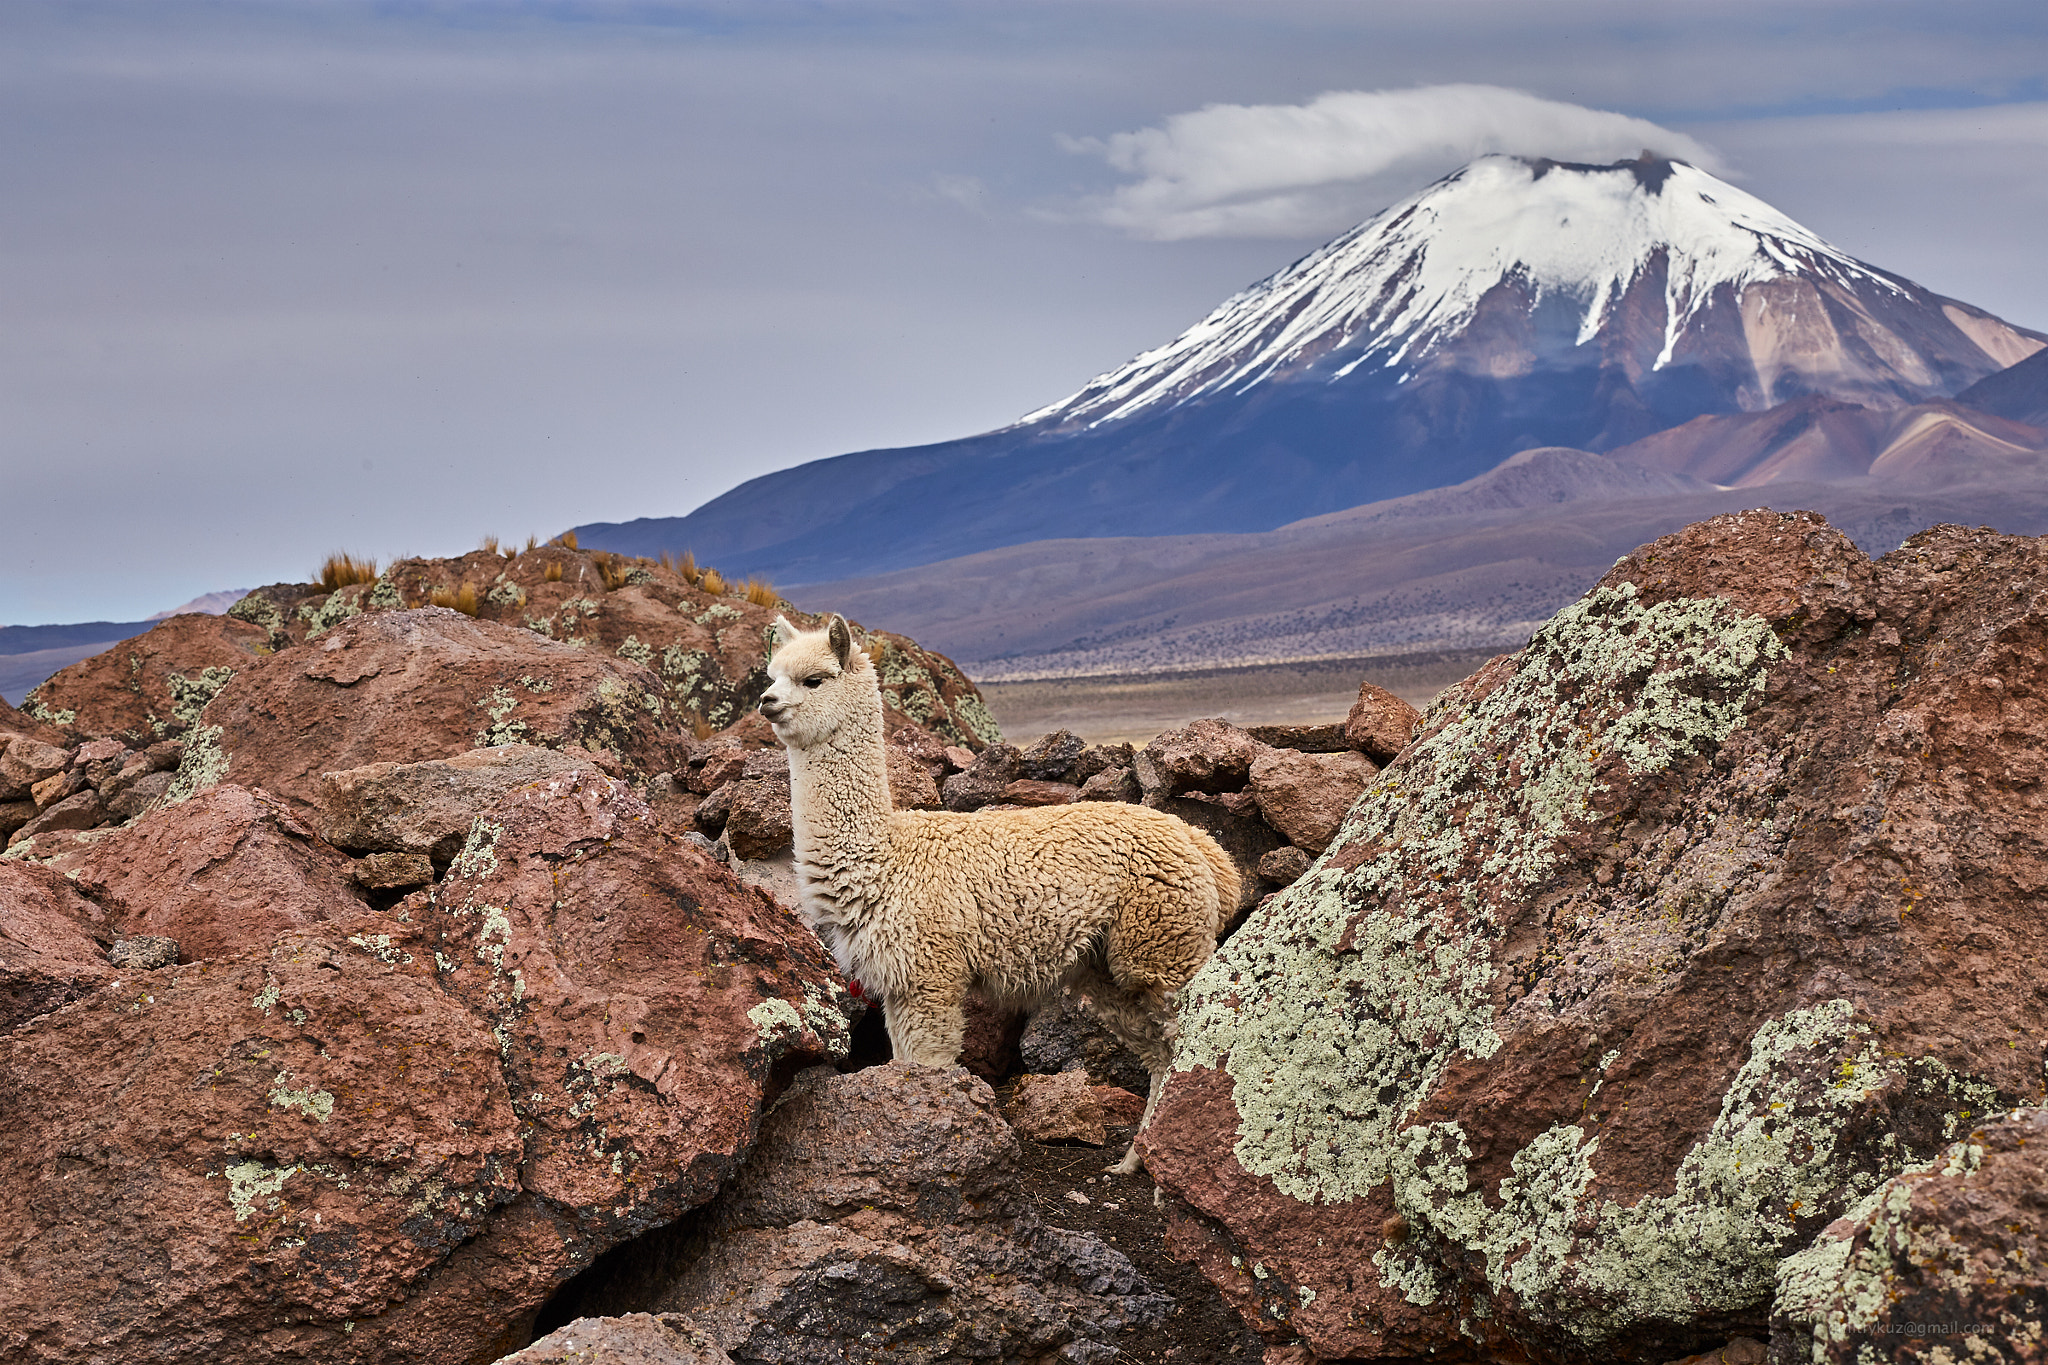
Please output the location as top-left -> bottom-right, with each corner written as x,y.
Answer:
827,614 -> 853,669
770,614 -> 796,647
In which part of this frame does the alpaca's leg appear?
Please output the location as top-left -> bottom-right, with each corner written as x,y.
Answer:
883,973 -> 969,1067
1071,965 -> 1179,1175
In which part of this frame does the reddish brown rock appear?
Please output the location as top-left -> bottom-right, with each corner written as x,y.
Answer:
50,784 -> 363,961
940,741 -> 1021,811
646,1063 -> 1171,1362
0,861 -> 115,1028
7,789 -> 105,847
0,768 -> 854,1365
0,799 -> 35,842
884,746 -> 942,811
315,743 -> 605,859
0,736 -> 68,801
176,607 -> 691,815
1144,513 -> 2048,1363
1246,747 -> 1378,853
1132,719 -> 1267,799
1245,722 -> 1351,753
1343,680 -> 1422,763
20,612 -> 272,743
1006,1069 -> 1148,1146
1772,1106 -> 2048,1363
0,694 -> 68,750
506,1314 -> 734,1365
1077,764 -> 1141,803
1256,845 -> 1313,886
721,779 -> 793,862
999,778 -> 1082,807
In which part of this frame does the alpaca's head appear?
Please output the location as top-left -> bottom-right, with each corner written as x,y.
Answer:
759,613 -> 879,751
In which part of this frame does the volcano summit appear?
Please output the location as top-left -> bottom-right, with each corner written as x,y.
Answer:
580,154 -> 2043,584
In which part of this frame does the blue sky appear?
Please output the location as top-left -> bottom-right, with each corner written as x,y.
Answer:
4,0 -> 2046,623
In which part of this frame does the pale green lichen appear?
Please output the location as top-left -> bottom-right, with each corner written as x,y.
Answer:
484,580 -> 526,608
166,665 -> 235,730
268,1071 -> 336,1123
367,577 -> 404,610
223,1158 -> 300,1221
1178,585 -> 1785,1213
1387,1000 -> 2005,1346
20,690 -> 75,727
475,687 -> 530,747
951,690 -> 1003,747
298,588 -> 363,638
448,818 -> 504,881
347,932 -> 413,966
251,974 -> 281,1015
696,604 -> 742,624
162,724 -> 230,804
617,634 -> 653,666
227,590 -> 284,634
747,980 -> 856,1060
1773,1116 -> 2013,1362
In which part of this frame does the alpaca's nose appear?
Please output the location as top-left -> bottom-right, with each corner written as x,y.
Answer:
758,693 -> 787,721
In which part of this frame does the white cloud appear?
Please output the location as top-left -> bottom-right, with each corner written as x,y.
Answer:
1060,84 -> 1725,240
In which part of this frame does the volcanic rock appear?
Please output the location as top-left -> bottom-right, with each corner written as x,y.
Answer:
1343,681 -> 1422,763
1076,765 -> 1141,804
46,784 -> 363,961
941,742 -> 1022,811
884,747 -> 942,811
1256,846 -> 1313,886
1017,728 -> 1089,783
0,770 -> 854,1365
173,607 -> 690,815
1772,1106 -> 2048,1363
999,778 -> 1081,807
0,862 -> 116,1028
315,742 -> 604,860
1245,722 -> 1351,753
1142,511 -> 2048,1362
19,612 -> 271,744
722,779 -> 793,862
1132,719 -> 1267,799
1246,748 -> 1378,853
648,1063 -> 1173,1362
1019,996 -> 1151,1095
7,789 -> 103,846
0,736 -> 68,801
506,1314 -> 734,1365
1006,1070 -> 1148,1147
106,936 -> 180,971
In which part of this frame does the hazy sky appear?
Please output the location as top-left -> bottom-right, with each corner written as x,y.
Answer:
5,0 -> 2045,624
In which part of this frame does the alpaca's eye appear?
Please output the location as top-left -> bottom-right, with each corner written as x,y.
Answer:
804,675 -> 824,689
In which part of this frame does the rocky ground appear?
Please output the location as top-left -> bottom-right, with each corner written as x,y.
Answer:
4,516 -> 2045,1364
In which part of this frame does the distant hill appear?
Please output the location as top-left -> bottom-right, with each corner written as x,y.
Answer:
1953,346 -> 2048,428
577,153 -> 2042,586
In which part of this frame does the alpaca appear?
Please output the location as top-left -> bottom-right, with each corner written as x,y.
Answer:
758,614 -> 1238,1174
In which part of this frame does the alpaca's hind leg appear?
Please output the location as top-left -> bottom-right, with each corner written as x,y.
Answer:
1070,967 -> 1178,1175
883,973 -> 970,1068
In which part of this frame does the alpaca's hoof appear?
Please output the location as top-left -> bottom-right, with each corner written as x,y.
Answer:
1109,1147 -> 1144,1176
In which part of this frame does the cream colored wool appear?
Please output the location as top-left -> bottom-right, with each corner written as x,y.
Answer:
759,614 -> 1238,1173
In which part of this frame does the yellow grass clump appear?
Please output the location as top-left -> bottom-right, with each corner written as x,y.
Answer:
743,578 -> 780,608
698,568 -> 726,596
595,553 -> 633,591
430,583 -> 480,616
478,534 -> 501,556
317,553 -> 379,590
544,559 -> 564,583
554,531 -> 580,550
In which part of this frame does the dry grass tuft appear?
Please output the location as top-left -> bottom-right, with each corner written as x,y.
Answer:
698,567 -> 726,596
478,534 -> 501,556
743,578 -> 781,608
554,531 -> 580,551
318,552 -> 380,590
524,534 -> 539,553
430,583 -> 481,616
595,553 -> 633,591
544,559 -> 564,583
687,711 -> 717,740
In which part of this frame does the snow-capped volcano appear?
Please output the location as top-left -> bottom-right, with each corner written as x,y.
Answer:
577,155 -> 2043,586
1025,154 -> 2037,432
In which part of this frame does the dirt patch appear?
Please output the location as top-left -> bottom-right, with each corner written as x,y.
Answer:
980,648 -> 1496,747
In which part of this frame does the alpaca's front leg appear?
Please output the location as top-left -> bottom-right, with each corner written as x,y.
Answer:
883,973 -> 969,1067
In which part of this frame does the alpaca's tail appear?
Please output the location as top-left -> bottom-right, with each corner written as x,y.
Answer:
1190,828 -> 1240,936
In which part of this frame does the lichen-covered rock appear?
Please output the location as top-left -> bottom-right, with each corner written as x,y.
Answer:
18,613 -> 270,744
1246,748 -> 1378,853
649,1063 -> 1173,1363
170,607 -> 690,815
315,743 -> 603,860
1132,719 -> 1268,799
1343,680 -> 1422,763
1771,1107 -> 2048,1364
504,1313 -> 735,1365
0,861 -> 115,1028
0,770 -> 855,1365
1006,1070 -> 1148,1147
1142,513 -> 2048,1363
49,784 -> 364,961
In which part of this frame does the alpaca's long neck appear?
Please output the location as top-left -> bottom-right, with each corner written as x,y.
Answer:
786,696 -> 893,921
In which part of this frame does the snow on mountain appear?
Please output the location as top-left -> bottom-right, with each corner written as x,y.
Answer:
1023,154 -> 2036,431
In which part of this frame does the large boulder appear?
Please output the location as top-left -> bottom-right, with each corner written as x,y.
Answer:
0,771 -> 855,1364
0,861 -> 115,1029
645,1063 -> 1174,1363
49,784 -> 364,961
168,607 -> 689,814
17,613 -> 271,744
314,743 -> 601,860
1141,513 -> 2048,1363
1132,719 -> 1267,799
1772,1106 -> 2048,1364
